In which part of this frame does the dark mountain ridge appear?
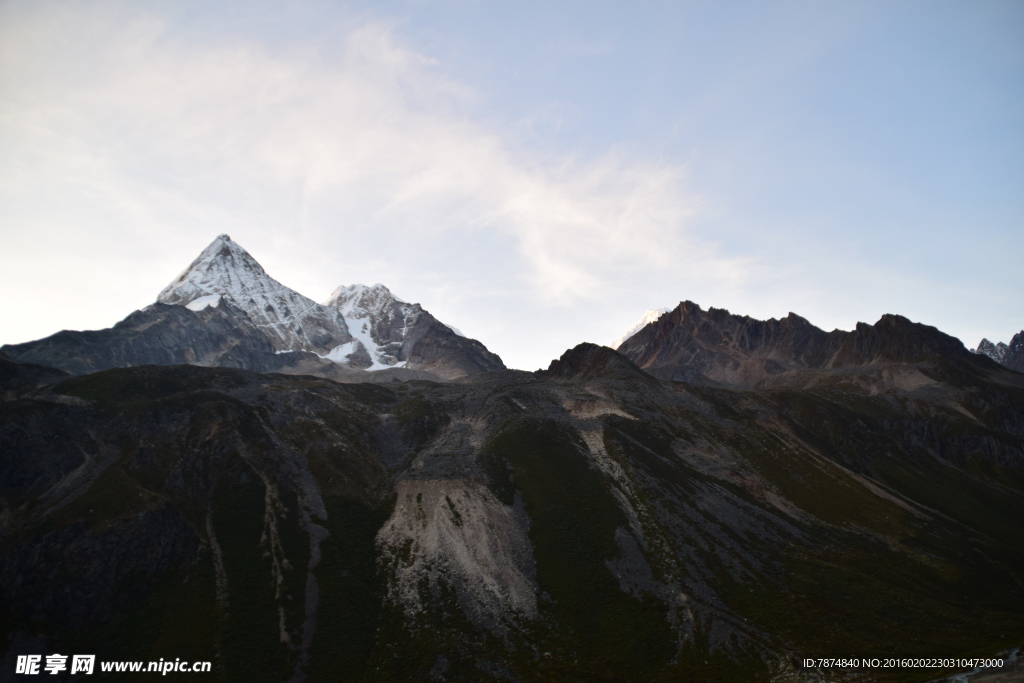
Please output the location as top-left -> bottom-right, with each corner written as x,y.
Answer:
616,300 -> 1007,390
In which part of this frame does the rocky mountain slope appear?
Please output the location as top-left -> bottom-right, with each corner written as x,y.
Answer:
2,235 -> 504,380
325,283 -> 504,379
2,314 -> 1022,681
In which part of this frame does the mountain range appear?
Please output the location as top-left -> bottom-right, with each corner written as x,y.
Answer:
2,235 -> 504,381
1,239 -> 1023,682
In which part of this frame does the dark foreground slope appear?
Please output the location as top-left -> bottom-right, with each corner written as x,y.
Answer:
1,345 -> 1023,682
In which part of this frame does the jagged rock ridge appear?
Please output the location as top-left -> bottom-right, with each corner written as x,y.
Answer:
616,300 -> 984,388
974,332 -> 1024,372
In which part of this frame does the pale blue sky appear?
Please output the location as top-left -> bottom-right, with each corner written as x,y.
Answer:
1,0 -> 1021,369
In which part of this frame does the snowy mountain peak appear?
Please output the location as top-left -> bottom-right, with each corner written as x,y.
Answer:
973,332 -> 1024,372
974,338 -> 1008,364
611,308 -> 671,349
157,236 -> 352,354
158,235 -> 274,306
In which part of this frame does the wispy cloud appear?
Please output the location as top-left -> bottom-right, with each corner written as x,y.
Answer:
0,1 -> 749,367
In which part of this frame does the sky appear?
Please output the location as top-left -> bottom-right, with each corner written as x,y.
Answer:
1,0 -> 1022,371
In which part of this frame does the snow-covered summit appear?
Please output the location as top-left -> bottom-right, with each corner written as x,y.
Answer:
157,235 -> 352,354
327,283 -> 406,318
611,308 -> 671,350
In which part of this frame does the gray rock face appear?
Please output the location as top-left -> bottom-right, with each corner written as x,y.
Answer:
975,332 -> 1024,372
404,318 -> 506,379
617,300 -> 979,388
1,301 -> 284,375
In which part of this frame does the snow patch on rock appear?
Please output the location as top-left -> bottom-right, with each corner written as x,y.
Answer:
186,294 -> 221,311
325,283 -> 421,370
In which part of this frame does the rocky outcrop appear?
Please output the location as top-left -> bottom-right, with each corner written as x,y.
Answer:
544,342 -> 651,382
377,479 -> 537,633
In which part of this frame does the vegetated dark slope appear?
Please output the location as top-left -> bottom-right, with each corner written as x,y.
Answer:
616,300 -> 1004,390
1,346 -> 1022,682
0,352 -> 67,396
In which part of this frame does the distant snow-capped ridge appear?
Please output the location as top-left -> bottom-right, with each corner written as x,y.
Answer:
611,308 -> 670,349
974,339 -> 1008,364
972,332 -> 1024,372
157,234 -> 500,374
